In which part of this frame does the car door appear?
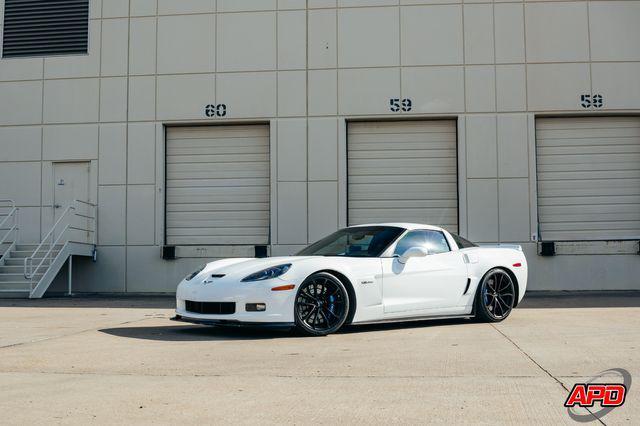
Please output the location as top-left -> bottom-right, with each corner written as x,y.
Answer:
381,230 -> 468,314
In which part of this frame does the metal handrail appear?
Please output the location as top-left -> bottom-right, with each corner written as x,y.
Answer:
0,206 -> 18,233
23,199 -> 97,284
0,200 -> 19,261
24,205 -> 75,281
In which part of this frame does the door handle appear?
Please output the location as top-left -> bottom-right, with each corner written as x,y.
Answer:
54,204 -> 61,209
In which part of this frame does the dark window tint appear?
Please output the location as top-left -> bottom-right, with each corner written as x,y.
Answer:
393,230 -> 451,256
2,0 -> 89,58
451,233 -> 477,249
297,226 -> 404,257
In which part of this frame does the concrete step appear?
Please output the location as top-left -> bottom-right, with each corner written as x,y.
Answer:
3,258 -> 52,267
0,273 -> 43,282
7,250 -> 60,259
0,265 -> 30,274
15,244 -> 63,252
0,281 -> 32,292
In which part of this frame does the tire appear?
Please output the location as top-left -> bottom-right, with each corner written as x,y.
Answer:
474,268 -> 516,323
294,272 -> 350,336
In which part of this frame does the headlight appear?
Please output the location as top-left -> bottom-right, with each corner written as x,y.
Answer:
185,264 -> 205,281
241,264 -> 291,282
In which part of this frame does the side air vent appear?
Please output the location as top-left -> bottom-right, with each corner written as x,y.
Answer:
2,0 -> 89,58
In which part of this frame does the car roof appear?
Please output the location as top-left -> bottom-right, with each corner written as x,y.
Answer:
349,223 -> 447,232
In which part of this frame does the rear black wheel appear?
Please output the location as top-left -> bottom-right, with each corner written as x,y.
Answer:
294,272 -> 349,336
475,268 -> 515,322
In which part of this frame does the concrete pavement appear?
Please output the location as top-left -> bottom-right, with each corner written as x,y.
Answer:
0,293 -> 638,425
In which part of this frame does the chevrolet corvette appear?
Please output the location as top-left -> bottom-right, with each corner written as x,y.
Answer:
173,223 -> 528,336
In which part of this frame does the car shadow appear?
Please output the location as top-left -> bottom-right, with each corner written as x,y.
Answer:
99,324 -> 294,342
99,318 -> 469,342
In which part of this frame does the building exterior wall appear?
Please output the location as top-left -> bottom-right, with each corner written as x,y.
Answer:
0,0 -> 639,293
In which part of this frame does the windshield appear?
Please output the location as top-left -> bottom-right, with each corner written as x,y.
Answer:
297,226 -> 405,257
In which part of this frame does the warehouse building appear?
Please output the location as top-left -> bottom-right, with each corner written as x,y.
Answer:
0,0 -> 639,296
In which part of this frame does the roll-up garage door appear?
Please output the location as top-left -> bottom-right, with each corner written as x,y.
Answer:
347,120 -> 458,233
536,117 -> 640,241
166,125 -> 270,245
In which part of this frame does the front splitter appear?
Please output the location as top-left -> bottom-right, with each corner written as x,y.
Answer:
171,315 -> 294,329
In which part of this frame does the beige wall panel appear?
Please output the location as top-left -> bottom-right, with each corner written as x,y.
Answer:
157,74 -> 215,120
499,178 -> 530,242
466,115 -> 497,179
98,124 -> 127,185
17,206 -> 41,244
308,70 -> 337,116
525,2 -> 589,63
494,3 -> 525,64
216,12 -> 276,72
43,79 -> 100,124
0,81 -> 42,125
75,246 -> 126,292
309,181 -> 338,243
277,181 -> 307,244
401,5 -> 462,66
278,10 -> 307,70
98,185 -> 126,245
308,118 -> 338,181
338,68 -> 400,115
131,0 -> 157,16
496,65 -> 526,112
401,66 -> 464,113
128,76 -> 156,121
465,66 -> 496,113
99,77 -> 128,122
129,17 -> 157,75
467,179 -> 498,243
277,71 -> 307,117
128,123 -> 156,185
589,2 -> 640,62
0,127 -> 41,162
103,0 -> 130,18
0,57 -> 43,82
277,119 -> 307,181
308,9 -> 337,69
218,0 -> 276,12
43,125 -> 99,161
101,18 -> 129,76
591,63 -> 640,110
339,6 -> 399,67
158,14 -> 215,74
216,72 -> 276,118
158,0 -> 214,15
127,185 -> 156,245
527,63 -> 590,111
0,162 -> 41,206
463,4 -> 494,64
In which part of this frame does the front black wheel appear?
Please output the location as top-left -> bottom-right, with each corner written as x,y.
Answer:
294,272 -> 349,336
475,268 -> 516,322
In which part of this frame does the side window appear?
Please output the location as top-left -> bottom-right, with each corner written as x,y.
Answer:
393,231 -> 426,256
451,234 -> 477,249
393,230 -> 450,256
423,230 -> 450,254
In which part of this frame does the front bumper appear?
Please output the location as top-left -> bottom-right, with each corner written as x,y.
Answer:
175,277 -> 299,324
171,315 -> 294,329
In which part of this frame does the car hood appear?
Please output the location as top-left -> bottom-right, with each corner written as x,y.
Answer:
194,256 -> 317,282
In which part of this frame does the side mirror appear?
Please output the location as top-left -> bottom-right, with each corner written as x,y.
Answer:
398,246 -> 430,264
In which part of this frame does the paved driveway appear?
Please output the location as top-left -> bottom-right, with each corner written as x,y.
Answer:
0,293 -> 637,424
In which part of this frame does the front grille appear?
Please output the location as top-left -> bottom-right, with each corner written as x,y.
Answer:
185,300 -> 235,315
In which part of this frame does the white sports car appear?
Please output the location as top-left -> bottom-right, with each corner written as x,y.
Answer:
174,223 -> 528,336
